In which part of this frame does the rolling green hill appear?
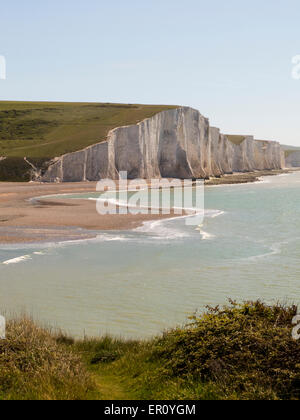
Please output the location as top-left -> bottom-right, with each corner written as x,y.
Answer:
0,101 -> 177,158
0,101 -> 177,181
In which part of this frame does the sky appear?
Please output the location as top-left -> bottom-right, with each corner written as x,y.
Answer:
1,0 -> 300,145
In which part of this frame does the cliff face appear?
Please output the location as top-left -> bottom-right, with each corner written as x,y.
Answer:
231,136 -> 255,172
41,107 -> 284,182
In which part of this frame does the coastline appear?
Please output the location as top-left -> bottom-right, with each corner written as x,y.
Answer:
204,168 -> 292,186
0,169 -> 293,245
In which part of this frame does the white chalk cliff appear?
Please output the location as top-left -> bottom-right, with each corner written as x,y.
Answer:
41,107 -> 284,182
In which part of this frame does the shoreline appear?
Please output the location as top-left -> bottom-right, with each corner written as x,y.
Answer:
204,168 -> 292,186
0,168 -> 294,245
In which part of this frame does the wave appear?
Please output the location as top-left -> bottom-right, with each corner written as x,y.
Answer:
200,230 -> 215,240
136,218 -> 190,240
95,234 -> 130,242
2,255 -> 32,265
255,177 -> 272,184
239,242 -> 284,263
209,210 -> 225,218
92,197 -> 206,216
136,208 -> 223,241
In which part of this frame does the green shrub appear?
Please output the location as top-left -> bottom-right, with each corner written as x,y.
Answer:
152,301 -> 300,400
0,158 -> 31,182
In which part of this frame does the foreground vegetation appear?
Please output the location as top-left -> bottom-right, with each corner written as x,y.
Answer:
0,101 -> 176,181
0,317 -> 94,400
1,301 -> 299,400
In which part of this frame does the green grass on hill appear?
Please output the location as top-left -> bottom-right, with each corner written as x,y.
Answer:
1,301 -> 300,400
0,101 -> 177,159
0,101 -> 177,181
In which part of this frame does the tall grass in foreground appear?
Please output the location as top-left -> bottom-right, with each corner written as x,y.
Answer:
1,301 -> 300,400
0,317 -> 95,400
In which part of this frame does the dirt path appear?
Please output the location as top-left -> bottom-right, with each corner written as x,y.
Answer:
92,368 -> 136,400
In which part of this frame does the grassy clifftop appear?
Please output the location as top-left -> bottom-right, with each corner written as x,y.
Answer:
0,102 -> 177,159
0,101 -> 177,181
1,301 -> 299,400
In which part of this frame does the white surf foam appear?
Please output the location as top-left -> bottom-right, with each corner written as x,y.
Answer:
136,208 -> 223,241
94,197 -> 205,216
2,255 -> 32,265
240,242 -> 283,262
199,230 -> 216,240
209,210 -> 225,218
95,234 -> 130,242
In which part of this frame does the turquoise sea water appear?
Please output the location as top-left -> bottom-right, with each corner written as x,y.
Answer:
0,172 -> 300,339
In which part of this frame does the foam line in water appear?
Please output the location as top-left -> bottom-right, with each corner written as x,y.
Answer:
2,255 -> 32,265
240,242 -> 283,262
94,234 -> 130,242
136,208 -> 224,240
94,197 -> 205,215
200,231 -> 215,240
31,187 -> 150,203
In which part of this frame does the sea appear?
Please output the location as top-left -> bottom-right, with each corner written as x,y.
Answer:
0,171 -> 299,339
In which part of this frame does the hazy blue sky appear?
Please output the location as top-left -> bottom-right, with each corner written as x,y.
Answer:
1,0 -> 300,145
